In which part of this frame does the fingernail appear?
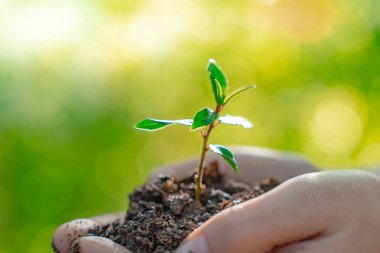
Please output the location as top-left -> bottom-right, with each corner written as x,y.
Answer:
177,235 -> 209,253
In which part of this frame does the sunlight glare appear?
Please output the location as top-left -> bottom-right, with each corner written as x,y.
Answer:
1,2 -> 83,50
308,93 -> 365,156
122,0 -> 192,56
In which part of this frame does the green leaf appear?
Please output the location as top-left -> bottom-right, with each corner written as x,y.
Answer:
191,107 -> 218,131
135,118 -> 192,131
223,85 -> 256,105
209,144 -> 239,174
208,59 -> 228,105
219,115 -> 253,129
210,78 -> 223,105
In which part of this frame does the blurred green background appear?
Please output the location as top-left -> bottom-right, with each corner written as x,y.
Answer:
1,0 -> 380,252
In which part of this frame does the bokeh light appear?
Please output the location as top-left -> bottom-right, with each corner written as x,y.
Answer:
1,0 -> 380,252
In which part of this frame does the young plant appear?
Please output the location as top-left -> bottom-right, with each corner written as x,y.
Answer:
135,59 -> 255,201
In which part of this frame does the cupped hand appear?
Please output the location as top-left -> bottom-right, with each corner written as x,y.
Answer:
52,212 -> 132,253
52,146 -> 317,253
177,170 -> 380,253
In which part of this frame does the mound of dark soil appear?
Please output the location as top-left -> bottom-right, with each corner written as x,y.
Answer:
86,162 -> 279,253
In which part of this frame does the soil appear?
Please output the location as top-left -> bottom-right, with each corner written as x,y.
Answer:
82,162 -> 279,253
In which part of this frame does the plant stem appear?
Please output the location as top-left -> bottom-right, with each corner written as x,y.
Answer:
194,105 -> 222,202
194,125 -> 212,201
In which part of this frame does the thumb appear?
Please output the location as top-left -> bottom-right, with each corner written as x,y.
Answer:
177,173 -> 332,253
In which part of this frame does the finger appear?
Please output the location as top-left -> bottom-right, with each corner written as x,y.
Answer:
148,156 -> 200,183
176,173 -> 332,253
52,212 -> 125,253
272,235 -> 339,253
52,219 -> 98,253
273,241 -> 316,253
149,146 -> 317,183
72,236 -> 132,253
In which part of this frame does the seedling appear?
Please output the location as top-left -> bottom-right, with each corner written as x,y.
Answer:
135,59 -> 255,201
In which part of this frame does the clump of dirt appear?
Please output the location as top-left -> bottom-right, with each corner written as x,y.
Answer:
87,162 -> 279,253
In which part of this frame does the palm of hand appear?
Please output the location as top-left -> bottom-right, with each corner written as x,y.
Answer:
52,147 -> 316,253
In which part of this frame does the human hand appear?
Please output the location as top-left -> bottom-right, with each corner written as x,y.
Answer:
52,146 -> 317,253
177,170 -> 380,253
52,212 -> 132,253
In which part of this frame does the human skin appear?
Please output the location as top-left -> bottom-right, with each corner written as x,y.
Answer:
52,147 -> 380,253
177,170 -> 380,253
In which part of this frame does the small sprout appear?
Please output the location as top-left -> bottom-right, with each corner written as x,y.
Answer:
135,59 -> 255,202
